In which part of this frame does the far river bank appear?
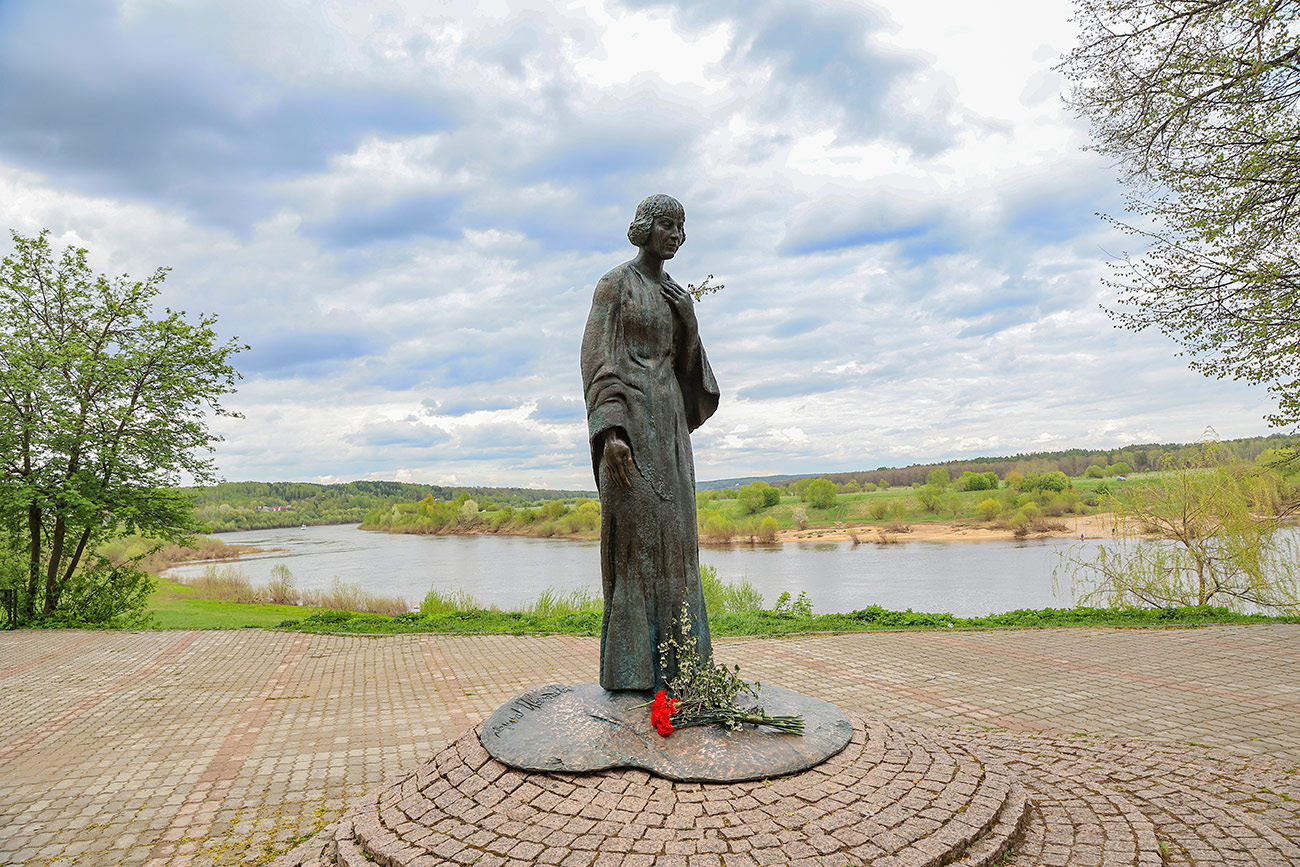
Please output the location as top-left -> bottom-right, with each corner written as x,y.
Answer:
355,513 -> 1116,546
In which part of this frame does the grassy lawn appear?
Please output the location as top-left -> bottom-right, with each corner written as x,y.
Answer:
147,575 -> 330,629
142,573 -> 1298,634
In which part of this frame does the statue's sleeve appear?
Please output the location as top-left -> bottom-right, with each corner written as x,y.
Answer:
581,269 -> 630,485
680,341 -> 719,433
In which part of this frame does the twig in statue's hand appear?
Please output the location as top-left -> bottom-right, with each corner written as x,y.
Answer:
687,274 -> 724,301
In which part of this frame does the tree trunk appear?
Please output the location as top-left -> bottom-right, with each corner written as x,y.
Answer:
43,515 -> 66,616
60,526 -> 94,590
24,504 -> 41,621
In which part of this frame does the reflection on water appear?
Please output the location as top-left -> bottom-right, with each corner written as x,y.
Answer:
167,524 -> 1100,616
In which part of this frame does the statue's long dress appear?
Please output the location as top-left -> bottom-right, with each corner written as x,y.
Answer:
581,262 -> 719,692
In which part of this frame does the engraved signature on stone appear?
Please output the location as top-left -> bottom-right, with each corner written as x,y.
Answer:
488,685 -> 574,738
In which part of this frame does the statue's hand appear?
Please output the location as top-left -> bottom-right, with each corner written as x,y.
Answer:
603,432 -> 633,488
660,280 -> 699,346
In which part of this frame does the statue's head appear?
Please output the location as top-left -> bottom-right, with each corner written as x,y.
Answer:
627,194 -> 686,248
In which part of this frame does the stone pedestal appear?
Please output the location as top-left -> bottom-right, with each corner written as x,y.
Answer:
480,683 -> 853,782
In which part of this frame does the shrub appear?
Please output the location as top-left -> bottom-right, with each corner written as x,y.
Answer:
457,499 -> 481,526
703,513 -> 735,542
526,587 -> 600,617
976,498 -> 1001,521
868,500 -> 889,520
41,563 -> 155,627
302,577 -> 409,616
758,516 -> 779,543
925,468 -> 951,487
772,591 -> 813,617
806,479 -> 838,509
700,564 -> 764,613
736,485 -> 764,515
266,564 -> 299,605
791,507 -> 809,530
541,500 -> 569,520
1084,465 -> 1105,478
1004,471 -> 1025,490
421,586 -> 485,614
915,484 -> 944,513
1024,471 -> 1071,493
186,566 -> 261,603
761,486 -> 781,508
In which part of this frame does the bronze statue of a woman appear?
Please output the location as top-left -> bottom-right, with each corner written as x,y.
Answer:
581,194 -> 719,692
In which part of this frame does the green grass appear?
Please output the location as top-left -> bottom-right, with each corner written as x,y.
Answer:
153,593 -> 1297,635
147,575 -> 332,629
142,558 -> 1299,635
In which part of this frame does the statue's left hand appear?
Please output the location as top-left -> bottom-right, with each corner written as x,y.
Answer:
660,280 -> 699,345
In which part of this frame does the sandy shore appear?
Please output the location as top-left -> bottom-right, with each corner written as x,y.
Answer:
777,513 -> 1117,545
356,513 -> 1125,546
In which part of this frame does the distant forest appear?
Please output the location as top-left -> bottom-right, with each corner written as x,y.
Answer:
187,432 -> 1297,531
699,432 -> 1300,490
186,480 -> 594,532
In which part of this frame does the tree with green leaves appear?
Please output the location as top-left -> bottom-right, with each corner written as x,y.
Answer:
1060,0 -> 1300,427
1058,442 -> 1300,612
0,230 -> 244,623
805,478 -> 837,509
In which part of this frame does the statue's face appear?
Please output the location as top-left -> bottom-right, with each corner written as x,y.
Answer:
646,211 -> 684,259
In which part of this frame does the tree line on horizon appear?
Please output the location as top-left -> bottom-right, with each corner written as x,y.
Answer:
709,432 -> 1299,492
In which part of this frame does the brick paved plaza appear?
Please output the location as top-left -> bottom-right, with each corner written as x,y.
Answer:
1,625 -> 1298,865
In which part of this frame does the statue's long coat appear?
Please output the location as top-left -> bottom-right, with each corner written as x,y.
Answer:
581,261 -> 719,692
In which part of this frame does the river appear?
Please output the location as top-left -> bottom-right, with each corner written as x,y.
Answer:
165,524 -> 1104,616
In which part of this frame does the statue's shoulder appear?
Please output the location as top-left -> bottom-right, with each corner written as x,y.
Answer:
593,261 -> 637,301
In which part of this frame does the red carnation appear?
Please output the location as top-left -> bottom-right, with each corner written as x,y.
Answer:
649,689 -> 679,737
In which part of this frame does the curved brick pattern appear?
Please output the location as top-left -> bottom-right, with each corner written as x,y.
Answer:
294,714 -> 1028,867
952,731 -> 1300,866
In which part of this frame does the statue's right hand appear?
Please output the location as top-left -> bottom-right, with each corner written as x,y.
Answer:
603,432 -> 633,488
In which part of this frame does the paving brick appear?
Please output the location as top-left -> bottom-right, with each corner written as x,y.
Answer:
0,625 -> 1297,866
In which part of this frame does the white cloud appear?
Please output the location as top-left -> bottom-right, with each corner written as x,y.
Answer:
0,0 -> 1281,489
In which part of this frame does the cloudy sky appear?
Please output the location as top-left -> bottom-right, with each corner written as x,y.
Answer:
0,0 -> 1281,489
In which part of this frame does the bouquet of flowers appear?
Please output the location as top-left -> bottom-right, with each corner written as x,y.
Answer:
641,603 -> 804,738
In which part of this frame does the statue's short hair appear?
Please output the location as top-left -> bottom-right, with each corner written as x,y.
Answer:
627,194 -> 686,247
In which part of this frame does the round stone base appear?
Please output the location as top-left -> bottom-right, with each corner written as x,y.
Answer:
480,683 -> 854,782
285,713 -> 1029,867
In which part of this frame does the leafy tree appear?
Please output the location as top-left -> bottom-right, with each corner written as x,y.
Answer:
1107,461 -> 1133,476
914,484 -> 944,513
1004,471 -> 1024,490
0,230 -> 244,623
925,468 -> 951,488
1024,471 -> 1072,493
805,478 -> 837,509
1060,0 -> 1300,427
1084,465 -> 1106,479
1059,443 -> 1300,611
736,484 -> 764,515
956,470 -> 999,491
976,498 -> 1001,521
761,486 -> 781,508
